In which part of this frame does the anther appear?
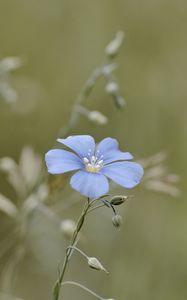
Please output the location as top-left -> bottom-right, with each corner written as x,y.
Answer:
83,157 -> 89,164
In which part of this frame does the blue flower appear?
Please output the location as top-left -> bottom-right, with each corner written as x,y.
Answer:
45,135 -> 144,199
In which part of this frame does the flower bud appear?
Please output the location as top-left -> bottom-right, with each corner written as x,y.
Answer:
88,110 -> 108,125
0,83 -> 17,102
87,257 -> 108,273
112,214 -> 122,228
105,82 -> 119,95
105,31 -> 124,58
60,219 -> 76,240
110,195 -> 128,206
0,57 -> 22,72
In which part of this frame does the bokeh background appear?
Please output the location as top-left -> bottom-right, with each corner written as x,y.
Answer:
0,1 -> 187,300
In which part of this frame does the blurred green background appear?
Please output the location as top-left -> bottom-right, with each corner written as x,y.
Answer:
0,0 -> 187,300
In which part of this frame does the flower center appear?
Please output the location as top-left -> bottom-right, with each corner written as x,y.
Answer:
83,155 -> 104,173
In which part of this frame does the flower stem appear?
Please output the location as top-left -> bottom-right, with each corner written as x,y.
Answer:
52,199 -> 91,300
87,203 -> 106,214
61,281 -> 104,300
66,246 -> 88,260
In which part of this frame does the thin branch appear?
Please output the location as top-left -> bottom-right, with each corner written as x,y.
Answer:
66,246 -> 88,260
61,281 -> 104,300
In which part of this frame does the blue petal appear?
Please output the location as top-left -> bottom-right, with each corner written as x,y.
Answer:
57,135 -> 95,158
103,150 -> 133,164
101,162 -> 144,188
96,137 -> 133,164
96,137 -> 119,152
70,170 -> 109,199
45,149 -> 83,174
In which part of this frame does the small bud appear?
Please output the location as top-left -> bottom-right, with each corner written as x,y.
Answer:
0,57 -> 22,72
105,31 -> 124,58
0,82 -> 17,102
105,82 -> 119,95
110,195 -> 128,206
88,110 -> 108,125
60,219 -> 76,240
112,214 -> 122,228
87,257 -> 108,273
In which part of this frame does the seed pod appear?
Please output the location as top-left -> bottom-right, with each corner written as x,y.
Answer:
110,195 -> 128,206
112,214 -> 122,228
105,31 -> 124,58
88,110 -> 108,125
87,257 -> 108,273
105,82 -> 119,95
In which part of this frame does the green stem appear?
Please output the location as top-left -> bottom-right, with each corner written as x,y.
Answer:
52,199 -> 91,300
87,203 -> 106,214
61,281 -> 104,300
66,246 -> 88,260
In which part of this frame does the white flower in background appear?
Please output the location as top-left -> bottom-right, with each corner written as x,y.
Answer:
0,56 -> 22,103
140,152 -> 180,197
0,146 -> 47,217
0,146 -> 44,198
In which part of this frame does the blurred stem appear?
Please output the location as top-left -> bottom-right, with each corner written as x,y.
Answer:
1,246 -> 25,294
58,67 -> 102,137
52,198 -> 91,300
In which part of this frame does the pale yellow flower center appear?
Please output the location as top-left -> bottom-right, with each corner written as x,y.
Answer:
83,155 -> 104,173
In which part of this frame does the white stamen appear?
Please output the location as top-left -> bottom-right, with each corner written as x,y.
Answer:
98,160 -> 103,166
83,154 -> 104,173
83,157 -> 89,164
91,156 -> 96,164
